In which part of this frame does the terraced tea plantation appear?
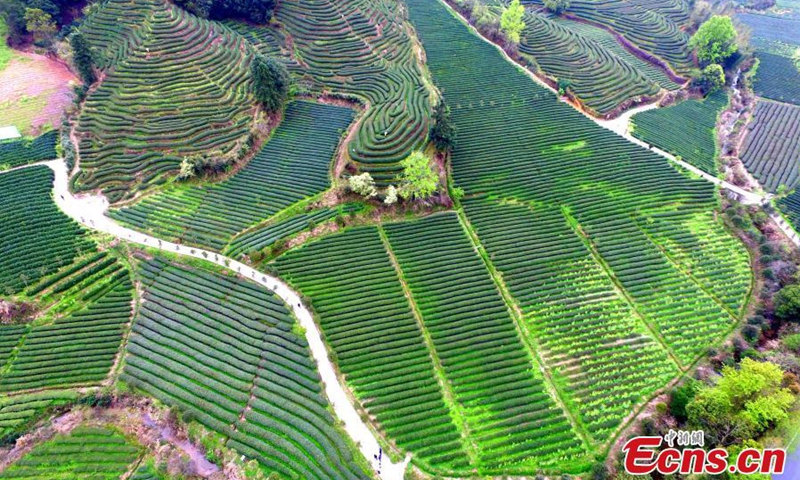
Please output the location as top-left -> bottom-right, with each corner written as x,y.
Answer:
0,166 -> 134,440
274,227 -> 472,474
0,131 -> 57,169
518,12 -> 675,115
111,101 -> 354,250
0,0 -> 767,476
123,257 -> 369,480
523,0 -> 694,77
462,197 -> 679,441
741,100 -> 800,192
384,214 -> 586,471
0,426 -> 141,479
631,91 -> 728,173
75,0 -> 257,202
227,203 -> 363,258
275,0 -> 432,183
753,52 -> 800,106
0,167 -> 93,294
398,0 -> 748,461
275,222 -> 587,476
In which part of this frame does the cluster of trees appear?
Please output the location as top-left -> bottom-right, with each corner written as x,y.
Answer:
689,15 -> 739,93
0,0 -> 79,47
348,151 -> 439,205
500,0 -> 525,44
177,150 -> 238,180
173,0 -> 275,24
250,54 -> 290,113
429,98 -> 456,153
70,31 -> 95,84
675,359 -> 796,447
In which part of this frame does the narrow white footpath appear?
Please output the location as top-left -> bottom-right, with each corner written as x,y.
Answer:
36,159 -> 409,480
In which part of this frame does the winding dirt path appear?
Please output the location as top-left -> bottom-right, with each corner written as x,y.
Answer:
5,159 -> 409,480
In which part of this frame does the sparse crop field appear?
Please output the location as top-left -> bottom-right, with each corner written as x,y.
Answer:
75,0 -> 257,202
0,131 -> 57,169
523,0 -> 693,76
753,52 -> 800,106
0,426 -> 141,479
631,91 -> 728,173
741,100 -> 800,192
518,12 -> 672,115
463,197 -> 679,441
123,258 -> 369,480
110,101 -> 354,250
275,0 -> 431,183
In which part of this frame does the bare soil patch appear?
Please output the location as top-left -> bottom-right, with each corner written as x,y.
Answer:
0,52 -> 76,135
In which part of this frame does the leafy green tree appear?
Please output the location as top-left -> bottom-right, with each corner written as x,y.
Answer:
543,0 -> 570,14
250,55 -> 290,113
24,8 -> 56,47
775,284 -> 800,322
429,98 -> 456,153
669,378 -> 702,422
689,15 -> 738,64
699,63 -> 725,92
687,359 -> 795,446
399,151 -> 438,200
70,31 -> 96,85
793,48 -> 800,74
500,0 -> 525,44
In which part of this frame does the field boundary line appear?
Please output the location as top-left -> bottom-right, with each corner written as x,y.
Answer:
634,217 -> 744,322
377,226 -> 481,469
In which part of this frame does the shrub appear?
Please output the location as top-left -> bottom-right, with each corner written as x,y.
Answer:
783,333 -> 800,353
775,284 -> 800,322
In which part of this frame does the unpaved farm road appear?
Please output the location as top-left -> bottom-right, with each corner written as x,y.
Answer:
2,159 -> 409,480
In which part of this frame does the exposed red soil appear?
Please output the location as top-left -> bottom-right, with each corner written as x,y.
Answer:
0,51 -> 77,135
